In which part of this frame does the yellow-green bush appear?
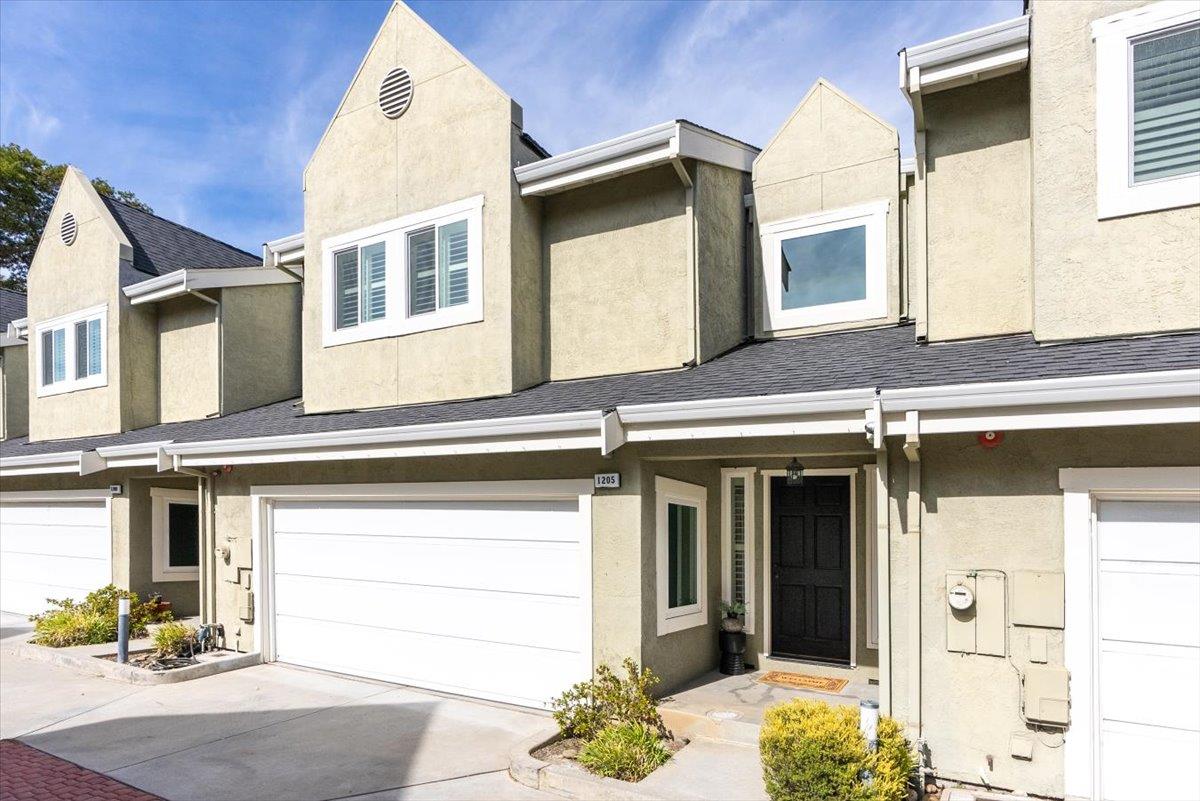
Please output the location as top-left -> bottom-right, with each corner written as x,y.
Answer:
577,722 -> 671,782
760,699 -> 913,801
30,585 -> 174,647
152,621 -> 197,658
550,658 -> 667,741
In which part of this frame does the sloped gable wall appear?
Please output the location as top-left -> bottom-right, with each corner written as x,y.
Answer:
302,2 -> 530,413
752,81 -> 902,338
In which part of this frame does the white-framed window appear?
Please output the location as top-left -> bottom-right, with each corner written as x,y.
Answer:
1094,2 -> 1200,219
322,195 -> 484,347
151,488 -> 200,583
34,304 -> 107,397
760,199 -> 889,332
656,476 -> 708,635
720,468 -> 756,635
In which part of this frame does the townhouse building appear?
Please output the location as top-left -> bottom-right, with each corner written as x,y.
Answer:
2,2 -> 1197,798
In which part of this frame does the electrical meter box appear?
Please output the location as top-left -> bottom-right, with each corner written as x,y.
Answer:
1022,664 -> 1070,727
946,571 -> 1006,656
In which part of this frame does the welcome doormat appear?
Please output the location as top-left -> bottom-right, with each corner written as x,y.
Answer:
758,671 -> 849,694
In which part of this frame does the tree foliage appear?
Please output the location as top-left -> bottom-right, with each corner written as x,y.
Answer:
0,143 -> 152,290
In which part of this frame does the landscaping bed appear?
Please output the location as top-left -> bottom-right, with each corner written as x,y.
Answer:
531,733 -> 689,774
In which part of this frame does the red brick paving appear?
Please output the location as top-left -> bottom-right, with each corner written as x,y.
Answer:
0,739 -> 163,801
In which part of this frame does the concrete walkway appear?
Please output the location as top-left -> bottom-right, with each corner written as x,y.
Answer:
0,613 -> 552,800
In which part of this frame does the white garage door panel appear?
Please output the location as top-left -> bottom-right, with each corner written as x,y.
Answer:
270,495 -> 589,708
1100,643 -> 1200,730
1099,721 -> 1200,801
1094,500 -> 1200,801
274,574 -> 584,652
1098,566 -> 1200,647
276,500 -> 579,541
274,614 -> 583,707
0,500 -> 111,616
273,533 -> 580,597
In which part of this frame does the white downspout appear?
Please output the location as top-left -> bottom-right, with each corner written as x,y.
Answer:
903,411 -> 922,748
671,155 -> 699,366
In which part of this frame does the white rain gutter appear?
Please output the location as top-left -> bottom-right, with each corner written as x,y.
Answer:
900,14 -> 1030,108
122,266 -> 300,306
2,368 -> 1195,476
263,232 -> 304,281
514,120 -> 759,197
3,316 -> 29,346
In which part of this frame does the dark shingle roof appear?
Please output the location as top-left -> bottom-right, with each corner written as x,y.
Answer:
100,196 -> 260,282
0,289 -> 27,330
3,325 -> 1198,459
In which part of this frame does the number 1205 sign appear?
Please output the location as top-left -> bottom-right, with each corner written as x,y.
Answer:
594,473 -> 621,489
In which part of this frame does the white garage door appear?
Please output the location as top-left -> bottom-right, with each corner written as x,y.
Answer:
0,498 -> 112,616
270,496 -> 591,708
1095,500 -> 1200,801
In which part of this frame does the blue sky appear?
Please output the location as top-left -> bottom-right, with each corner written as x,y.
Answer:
0,0 -> 1021,254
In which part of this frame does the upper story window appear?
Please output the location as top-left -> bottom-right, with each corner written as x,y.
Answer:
35,304 -> 106,397
1094,2 -> 1200,219
323,195 -> 483,347
760,200 -> 888,332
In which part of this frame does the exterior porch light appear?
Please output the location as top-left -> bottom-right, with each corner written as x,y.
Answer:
786,457 -> 804,486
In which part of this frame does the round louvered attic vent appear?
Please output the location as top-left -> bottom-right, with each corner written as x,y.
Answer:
379,67 -> 414,119
61,212 -> 78,246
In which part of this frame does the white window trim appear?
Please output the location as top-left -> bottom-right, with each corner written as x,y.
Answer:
760,467 -> 859,668
1059,466 -> 1200,801
34,303 -> 108,398
322,195 -> 485,347
656,476 -> 708,636
1093,1 -> 1200,219
720,467 -> 756,635
760,200 -> 889,332
151,487 -> 200,583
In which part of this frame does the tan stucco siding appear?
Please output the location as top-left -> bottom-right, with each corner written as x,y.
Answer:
1029,0 -> 1200,341
1,345 -> 29,440
543,166 -> 693,381
753,81 -> 902,339
889,424 -> 1200,797
924,73 -> 1032,341
696,162 -> 749,362
158,294 -> 219,423
27,173 -> 125,441
509,129 -> 544,392
221,284 -> 302,413
302,4 -> 523,413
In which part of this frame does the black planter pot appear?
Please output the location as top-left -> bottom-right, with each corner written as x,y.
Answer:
719,629 -> 747,675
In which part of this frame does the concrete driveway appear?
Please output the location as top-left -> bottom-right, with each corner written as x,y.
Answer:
0,614 -> 553,800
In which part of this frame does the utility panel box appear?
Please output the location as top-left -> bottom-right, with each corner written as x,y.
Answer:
239,590 -> 254,623
946,571 -> 1006,656
1011,571 -> 1065,628
1022,664 -> 1070,727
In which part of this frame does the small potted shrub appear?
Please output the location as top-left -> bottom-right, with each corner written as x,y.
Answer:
719,601 -> 747,675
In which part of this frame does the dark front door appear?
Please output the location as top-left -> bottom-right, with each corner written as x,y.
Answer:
770,475 -> 852,663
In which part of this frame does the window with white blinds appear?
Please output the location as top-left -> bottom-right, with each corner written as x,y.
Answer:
35,305 -> 106,396
323,195 -> 483,346
721,468 -> 756,634
1131,24 -> 1200,185
1094,4 -> 1200,218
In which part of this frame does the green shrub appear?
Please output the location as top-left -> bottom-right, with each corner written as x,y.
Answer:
551,658 -> 667,741
29,585 -> 174,647
152,621 -> 197,658
760,699 -> 913,801
577,722 -> 671,782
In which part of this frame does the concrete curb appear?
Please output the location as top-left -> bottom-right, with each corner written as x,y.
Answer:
9,638 -> 261,685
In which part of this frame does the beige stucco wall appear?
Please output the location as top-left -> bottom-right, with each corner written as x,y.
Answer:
27,171 -> 125,441
542,165 -> 693,380
753,80 -> 902,338
696,162 -> 749,362
158,294 -> 218,423
923,72 -> 1032,341
887,424 -> 1200,796
1,344 -> 29,440
302,2 -> 531,413
1029,0 -> 1200,341
221,284 -> 302,413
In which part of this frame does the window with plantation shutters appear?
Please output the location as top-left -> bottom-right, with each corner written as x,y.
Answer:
1095,4 -> 1200,218
322,195 -> 484,346
35,305 -> 106,396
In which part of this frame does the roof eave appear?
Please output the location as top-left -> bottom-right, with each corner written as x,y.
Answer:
123,266 -> 302,305
900,14 -> 1030,97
